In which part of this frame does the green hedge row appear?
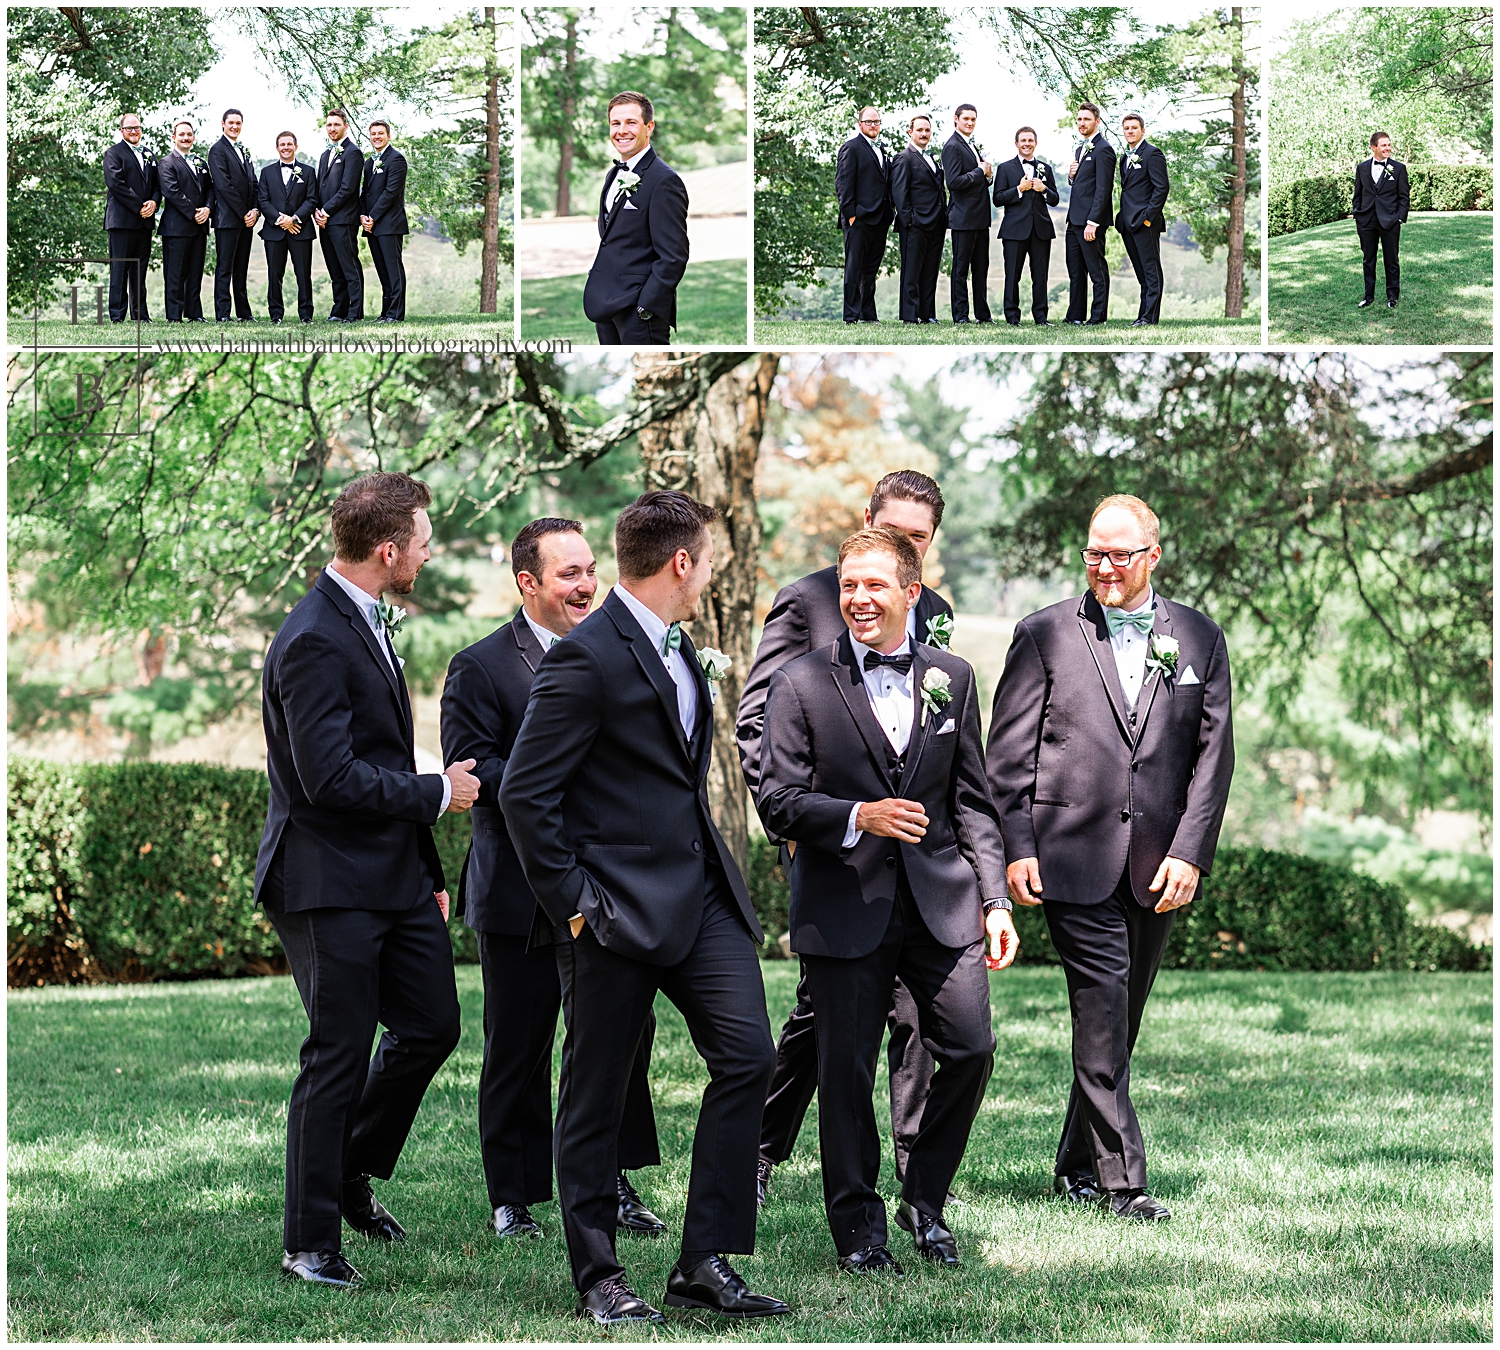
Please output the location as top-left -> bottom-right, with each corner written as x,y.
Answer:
1269,164 -> 1493,237
7,759 -> 1490,984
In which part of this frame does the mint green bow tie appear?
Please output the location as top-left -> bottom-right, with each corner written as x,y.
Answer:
660,623 -> 682,657
1104,606 -> 1155,638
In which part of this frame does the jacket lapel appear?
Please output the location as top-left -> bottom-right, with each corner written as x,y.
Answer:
511,612 -> 542,673
1076,593 -> 1133,744
315,571 -> 408,729
678,629 -> 716,782
601,147 -> 654,242
829,633 -> 897,794
897,644 -> 934,794
1130,595 -> 1172,748
604,590 -> 695,770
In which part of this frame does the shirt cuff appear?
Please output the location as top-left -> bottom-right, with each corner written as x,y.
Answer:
435,773 -> 452,818
1087,220 -> 1099,228
842,802 -> 864,849
983,896 -> 1012,914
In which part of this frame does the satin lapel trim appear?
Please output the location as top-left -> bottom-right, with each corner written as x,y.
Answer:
511,614 -> 542,673
605,594 -> 694,768
678,630 -> 716,782
897,645 -> 933,794
1076,597 -> 1133,744
829,636 -> 897,794
601,148 -> 653,242
317,573 -> 407,727
1131,597 -> 1172,748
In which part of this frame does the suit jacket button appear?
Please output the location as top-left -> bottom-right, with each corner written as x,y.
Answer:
886,856 -> 897,869
1132,761 -> 1141,772
1120,808 -> 1132,823
692,840 -> 701,853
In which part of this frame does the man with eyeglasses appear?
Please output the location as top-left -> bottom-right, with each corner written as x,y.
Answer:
835,107 -> 893,323
102,114 -> 161,322
985,494 -> 1234,1223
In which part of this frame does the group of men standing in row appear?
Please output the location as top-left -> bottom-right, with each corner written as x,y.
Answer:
102,107 -> 409,327
253,465 -> 1234,1326
838,101 -> 1171,328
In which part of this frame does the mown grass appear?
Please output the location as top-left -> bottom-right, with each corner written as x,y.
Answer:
752,316 -> 1262,348
11,314 -> 516,353
520,259 -> 748,346
8,965 -> 1491,1341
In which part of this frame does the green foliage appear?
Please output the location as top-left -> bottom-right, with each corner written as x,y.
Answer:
746,832 -> 790,954
1366,7 -> 1494,154
1269,164 -> 1493,236
520,259 -> 747,344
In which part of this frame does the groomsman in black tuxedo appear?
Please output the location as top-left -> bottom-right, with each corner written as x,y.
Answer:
255,472 -> 482,1287
1116,114 -> 1171,326
986,494 -> 1235,1222
758,528 -> 1015,1273
582,92 -> 690,345
102,114 -> 160,322
257,132 -> 318,324
314,108 -> 365,322
360,120 -> 409,323
736,471 -> 954,1210
156,120 -> 214,322
942,104 -> 995,324
207,108 -> 259,322
992,125 -> 1059,327
503,492 -> 786,1326
440,518 -> 667,1244
1064,102 -> 1115,325
835,106 -> 893,323
890,114 -> 947,324
1352,130 -> 1409,309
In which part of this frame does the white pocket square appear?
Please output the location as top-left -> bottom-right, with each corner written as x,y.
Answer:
1177,664 -> 1200,685
936,718 -> 956,734
624,199 -> 638,210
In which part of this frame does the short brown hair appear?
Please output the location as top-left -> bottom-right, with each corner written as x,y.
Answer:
331,472 -> 432,562
1015,125 -> 1037,141
511,517 -> 583,581
276,131 -> 298,146
614,490 -> 717,582
909,114 -> 932,131
326,107 -> 349,125
1078,101 -> 1102,120
1122,113 -> 1144,129
608,91 -> 654,124
869,469 -> 944,529
1370,129 -> 1391,147
369,119 -> 391,135
837,528 -> 922,589
1090,493 -> 1160,546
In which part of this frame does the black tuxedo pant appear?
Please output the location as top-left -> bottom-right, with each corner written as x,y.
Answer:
264,238 -> 315,323
1064,222 -> 1110,322
896,220 -> 945,322
1044,876 -> 1176,1193
160,233 -> 207,321
367,232 -> 407,320
268,893 -> 461,1253
553,873 -> 774,1293
949,228 -> 992,322
478,931 -> 660,1209
213,225 -> 255,320
1358,223 -> 1401,303
1120,226 -> 1164,323
1001,232 -> 1052,323
595,307 -> 671,345
802,882 -> 994,1257
321,223 -> 365,320
842,221 -> 887,322
106,227 -> 153,321
759,961 -> 935,1184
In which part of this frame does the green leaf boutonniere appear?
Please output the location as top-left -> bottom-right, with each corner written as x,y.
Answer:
920,666 -> 952,727
697,646 -> 732,704
376,599 -> 408,644
1146,632 -> 1179,677
925,613 -> 955,651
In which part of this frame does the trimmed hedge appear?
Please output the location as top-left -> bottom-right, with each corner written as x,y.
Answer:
1269,163 -> 1493,237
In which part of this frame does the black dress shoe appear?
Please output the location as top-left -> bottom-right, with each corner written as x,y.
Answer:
1054,1171 -> 1104,1204
953,317 -> 972,324
281,1248 -> 361,1287
924,317 -> 939,324
341,1174 -> 405,1241
1104,1189 -> 1171,1221
1005,319 -> 1021,326
895,1199 -> 960,1266
755,1156 -> 774,1208
838,1244 -> 904,1275
1357,297 -> 1375,308
1130,318 -> 1149,327
1086,318 -> 1107,325
1035,319 -> 1054,326
576,1275 -> 665,1326
491,1203 -> 541,1238
1066,318 -> 1085,325
1387,300 -> 1398,309
976,318 -> 995,325
616,1172 -> 666,1236
665,1254 -> 791,1318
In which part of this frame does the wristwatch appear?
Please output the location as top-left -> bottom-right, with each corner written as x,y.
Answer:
636,305 -> 654,321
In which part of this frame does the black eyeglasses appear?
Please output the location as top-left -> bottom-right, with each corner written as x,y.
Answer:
1081,546 -> 1150,568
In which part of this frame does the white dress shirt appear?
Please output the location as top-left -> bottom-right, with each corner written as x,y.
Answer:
281,161 -> 297,184
909,137 -> 940,174
841,634 -> 915,848
1109,588 -> 1156,710
605,146 -> 650,211
522,608 -> 561,652
126,141 -> 147,172
613,584 -> 699,737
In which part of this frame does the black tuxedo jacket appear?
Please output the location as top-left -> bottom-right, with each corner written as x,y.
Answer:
500,588 -> 759,966
735,564 -> 953,799
317,138 -> 365,225
361,146 -> 410,235
942,132 -> 993,231
985,592 -> 1234,908
1352,158 -> 1409,231
440,614 -> 548,936
993,156 -> 1059,239
156,151 -> 215,237
581,147 -> 689,328
254,570 -> 446,913
890,144 -> 947,230
257,161 -> 318,241
1066,132 -> 1116,229
207,136 -> 258,228
835,134 -> 892,228
758,633 -> 1007,960
103,141 -> 161,231
1116,140 -> 1170,233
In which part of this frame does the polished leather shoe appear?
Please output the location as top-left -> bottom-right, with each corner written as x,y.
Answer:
895,1199 -> 960,1266
1130,318 -> 1150,327
576,1276 -> 665,1325
924,317 -> 940,324
1006,319 -> 1022,326
1104,1189 -> 1171,1221
1055,1171 -> 1103,1204
755,1156 -> 775,1208
1357,297 -> 1375,308
1035,319 -> 1054,326
1066,318 -> 1085,325
838,1243 -> 904,1275
341,1174 -> 405,1241
1086,318 -> 1107,325
665,1254 -> 791,1317
1387,300 -> 1398,309
282,1248 -> 361,1287
617,1172 -> 667,1236
491,1203 -> 541,1238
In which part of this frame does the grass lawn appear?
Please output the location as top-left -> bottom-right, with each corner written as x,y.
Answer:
521,258 -> 748,345
8,965 -> 1491,1341
1269,212 -> 1493,346
10,314 -> 516,352
753,316 -> 1262,348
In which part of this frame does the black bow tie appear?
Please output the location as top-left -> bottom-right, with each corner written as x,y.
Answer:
1023,159 -> 1037,166
863,650 -> 912,675
613,159 -> 628,170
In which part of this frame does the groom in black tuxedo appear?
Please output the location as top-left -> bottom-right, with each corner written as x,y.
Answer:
942,104 -> 994,323
1352,130 -> 1409,309
582,92 -> 689,345
986,494 -> 1235,1221
440,518 -> 666,1244
890,114 -> 947,323
157,120 -> 214,322
257,132 -> 318,324
207,108 -> 259,322
835,107 -> 893,323
360,119 -> 409,322
255,472 -> 482,1287
757,528 -> 1015,1273
314,108 -> 366,322
1116,114 -> 1171,326
502,492 -> 786,1326
1065,102 -> 1115,325
102,113 -> 160,322
992,125 -> 1059,326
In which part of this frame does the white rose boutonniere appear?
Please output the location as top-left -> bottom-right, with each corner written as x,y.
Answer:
925,613 -> 955,651
615,169 -> 641,197
697,646 -> 732,703
1146,632 -> 1180,677
376,599 -> 408,644
920,666 -> 952,727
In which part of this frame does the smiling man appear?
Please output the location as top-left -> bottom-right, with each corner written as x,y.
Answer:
156,120 -> 215,322
102,113 -> 161,322
1352,130 -> 1409,310
207,107 -> 259,322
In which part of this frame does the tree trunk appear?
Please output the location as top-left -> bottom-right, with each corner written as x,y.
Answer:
479,6 -> 501,313
633,352 -> 780,876
556,17 -> 577,218
1223,6 -> 1246,319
